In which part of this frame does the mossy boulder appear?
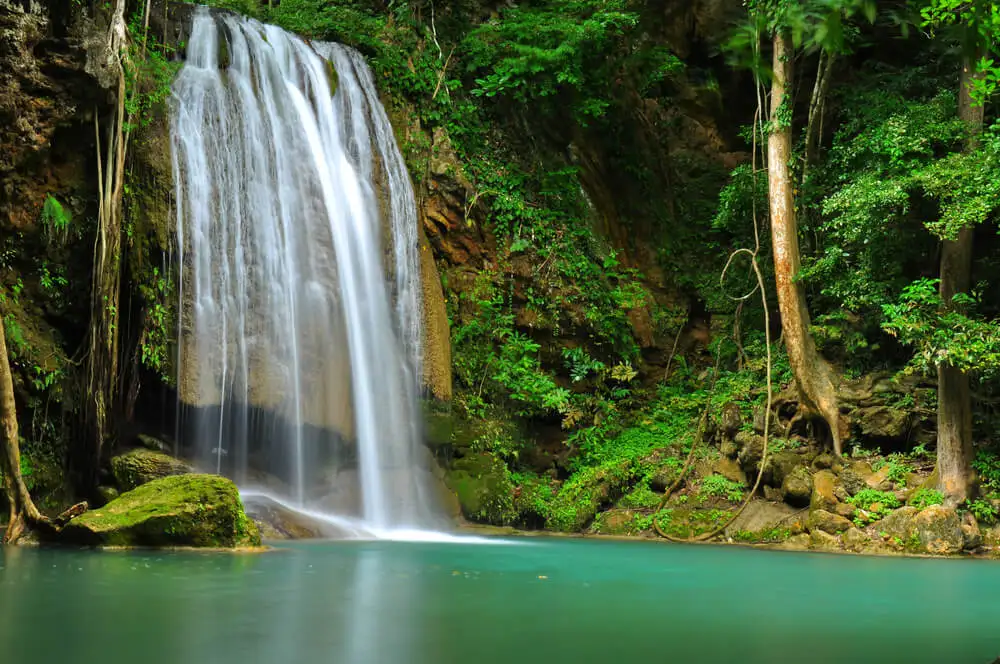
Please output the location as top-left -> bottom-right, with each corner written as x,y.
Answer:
810,470 -> 839,512
839,461 -> 874,497
111,448 -> 193,491
546,458 -> 635,532
854,406 -> 910,442
876,505 -> 964,555
808,509 -> 852,535
782,466 -> 813,507
62,474 -> 261,548
444,452 -> 515,525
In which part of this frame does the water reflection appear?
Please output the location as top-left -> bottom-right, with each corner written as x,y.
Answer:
4,541 -> 1000,664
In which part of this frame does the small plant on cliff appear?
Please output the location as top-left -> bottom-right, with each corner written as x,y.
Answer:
40,196 -> 71,244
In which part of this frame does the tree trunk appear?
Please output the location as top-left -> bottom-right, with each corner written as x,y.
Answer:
936,56 -> 985,505
767,31 -> 844,455
802,51 -> 836,185
0,317 -> 46,544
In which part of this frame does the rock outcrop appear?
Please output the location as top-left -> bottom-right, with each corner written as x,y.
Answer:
110,448 -> 193,491
62,474 -> 260,548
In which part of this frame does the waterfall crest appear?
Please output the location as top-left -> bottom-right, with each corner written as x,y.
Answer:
169,7 -> 437,531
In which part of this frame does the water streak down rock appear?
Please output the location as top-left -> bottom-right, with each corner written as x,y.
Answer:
170,8 -> 439,530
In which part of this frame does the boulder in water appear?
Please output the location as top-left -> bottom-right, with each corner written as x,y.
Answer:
62,474 -> 261,548
111,448 -> 193,491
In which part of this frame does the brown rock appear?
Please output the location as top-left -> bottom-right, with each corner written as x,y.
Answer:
961,513 -> 983,550
808,509 -> 852,535
809,529 -> 841,551
913,505 -> 963,555
835,502 -> 856,519
781,466 -> 813,507
842,527 -> 870,552
712,456 -> 747,485
811,470 -> 839,512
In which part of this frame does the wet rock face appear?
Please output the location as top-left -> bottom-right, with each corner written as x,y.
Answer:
0,0 -> 107,228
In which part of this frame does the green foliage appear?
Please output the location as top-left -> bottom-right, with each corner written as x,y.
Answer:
909,487 -> 945,509
40,196 -> 71,239
124,17 -> 181,132
699,475 -> 746,503
463,0 -> 639,122
732,526 -> 791,543
848,489 -> 900,525
882,278 -> 1000,377
965,497 -> 999,524
137,267 -> 175,382
871,452 -> 911,486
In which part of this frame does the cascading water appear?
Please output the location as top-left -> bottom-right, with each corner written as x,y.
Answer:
170,7 -> 438,532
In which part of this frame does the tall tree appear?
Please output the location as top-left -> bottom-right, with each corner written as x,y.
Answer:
0,321 -> 47,544
767,29 -> 844,455
752,0 -> 874,455
921,0 -> 998,504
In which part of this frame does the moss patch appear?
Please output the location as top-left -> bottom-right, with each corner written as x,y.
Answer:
111,448 -> 193,491
61,474 -> 260,548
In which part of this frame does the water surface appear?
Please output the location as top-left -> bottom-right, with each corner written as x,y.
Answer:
2,538 -> 998,663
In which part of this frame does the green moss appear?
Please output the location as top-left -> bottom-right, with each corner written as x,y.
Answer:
444,452 -> 516,525
62,474 -> 261,548
546,458 -> 637,532
110,448 -> 192,491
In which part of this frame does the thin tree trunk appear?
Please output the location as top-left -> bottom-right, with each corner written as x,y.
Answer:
937,56 -> 984,505
767,31 -> 844,456
1,318 -> 46,544
802,51 -> 836,185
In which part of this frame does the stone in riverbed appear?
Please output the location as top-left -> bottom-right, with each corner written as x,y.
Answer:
875,505 -> 964,555
61,474 -> 260,548
809,529 -> 841,551
808,509 -> 852,535
842,527 -> 870,552
913,505 -> 963,555
111,448 -> 193,491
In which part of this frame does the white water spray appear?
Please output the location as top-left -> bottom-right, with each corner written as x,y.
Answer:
171,8 -> 437,531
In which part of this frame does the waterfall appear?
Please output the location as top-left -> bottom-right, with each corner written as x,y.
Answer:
169,7 -> 437,531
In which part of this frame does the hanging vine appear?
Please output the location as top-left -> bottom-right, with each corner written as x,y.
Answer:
87,0 -> 151,477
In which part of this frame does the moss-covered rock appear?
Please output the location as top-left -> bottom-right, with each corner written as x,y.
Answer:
912,505 -> 963,555
811,470 -> 839,512
444,452 -> 516,525
854,406 -> 910,442
111,448 -> 193,491
546,458 -> 635,532
875,505 -> 964,554
61,474 -> 260,548
808,509 -> 852,535
839,461 -> 874,497
782,466 -> 813,507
